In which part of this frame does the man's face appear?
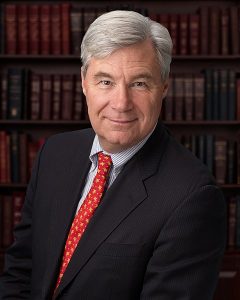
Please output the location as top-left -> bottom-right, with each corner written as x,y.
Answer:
82,39 -> 168,153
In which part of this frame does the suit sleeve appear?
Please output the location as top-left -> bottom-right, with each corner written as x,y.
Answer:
140,185 -> 227,300
0,143 -> 45,299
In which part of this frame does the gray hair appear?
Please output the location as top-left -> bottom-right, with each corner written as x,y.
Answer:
81,10 -> 173,82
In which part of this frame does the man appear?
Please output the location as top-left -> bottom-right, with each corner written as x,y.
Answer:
0,10 -> 226,300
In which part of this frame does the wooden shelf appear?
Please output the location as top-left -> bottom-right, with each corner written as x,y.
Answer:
0,54 -> 239,61
0,120 -> 240,126
0,120 -> 90,125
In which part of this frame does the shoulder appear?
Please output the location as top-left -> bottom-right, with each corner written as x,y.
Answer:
39,128 -> 95,161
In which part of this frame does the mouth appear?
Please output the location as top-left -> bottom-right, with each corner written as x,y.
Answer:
107,118 -> 137,124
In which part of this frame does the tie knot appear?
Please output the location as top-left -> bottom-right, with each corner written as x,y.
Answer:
97,152 -> 112,172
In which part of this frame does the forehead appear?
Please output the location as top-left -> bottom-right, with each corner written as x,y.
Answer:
85,40 -> 161,78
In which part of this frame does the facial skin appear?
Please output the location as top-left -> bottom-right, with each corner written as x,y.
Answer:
82,39 -> 169,153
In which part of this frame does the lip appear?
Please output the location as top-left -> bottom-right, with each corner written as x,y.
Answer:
107,118 -> 137,124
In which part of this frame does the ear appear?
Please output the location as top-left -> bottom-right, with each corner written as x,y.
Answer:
81,68 -> 86,96
162,80 -> 169,99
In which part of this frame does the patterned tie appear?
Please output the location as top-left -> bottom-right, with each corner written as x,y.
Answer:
55,152 -> 112,290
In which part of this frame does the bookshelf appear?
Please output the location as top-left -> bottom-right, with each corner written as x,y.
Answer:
0,0 -> 240,299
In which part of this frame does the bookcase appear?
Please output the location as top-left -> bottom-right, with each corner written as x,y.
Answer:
0,0 -> 240,299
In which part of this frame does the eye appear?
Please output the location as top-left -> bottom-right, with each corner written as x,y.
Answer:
99,80 -> 112,86
132,81 -> 147,88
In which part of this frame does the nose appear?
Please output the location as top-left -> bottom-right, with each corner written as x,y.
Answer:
110,84 -> 133,112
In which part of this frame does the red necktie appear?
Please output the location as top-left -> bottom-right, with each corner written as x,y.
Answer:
55,152 -> 112,290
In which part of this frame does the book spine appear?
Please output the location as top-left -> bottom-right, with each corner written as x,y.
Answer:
41,74 -> 52,120
40,5 -> 51,55
70,10 -> 83,55
236,195 -> 240,248
19,133 -> 28,184
17,4 -> 28,55
194,74 -> 204,120
0,131 -> 7,183
0,71 -> 8,119
179,14 -> 188,55
12,192 -> 25,227
2,195 -> 13,248
189,14 -> 199,55
199,6 -> 208,55
221,8 -> 229,55
205,69 -> 212,120
7,68 -> 24,120
229,6 -> 239,55
227,140 -> 236,184
214,138 -> 227,184
237,78 -> 240,120
29,5 -> 40,55
5,4 -> 17,54
62,74 -> 74,120
183,75 -> 193,121
174,76 -> 184,121
169,14 -> 178,55
30,73 -> 41,120
210,7 -> 220,55
10,131 -> 19,183
52,74 -> 62,120
228,197 -> 237,249
73,74 -> 83,120
228,70 -> 236,120
61,3 -> 71,54
219,69 -> 228,120
51,4 -> 61,55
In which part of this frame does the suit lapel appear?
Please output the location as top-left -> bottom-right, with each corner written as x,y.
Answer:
41,130 -> 94,296
55,123 -> 169,298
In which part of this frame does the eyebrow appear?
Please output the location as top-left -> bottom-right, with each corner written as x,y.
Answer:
93,71 -> 154,81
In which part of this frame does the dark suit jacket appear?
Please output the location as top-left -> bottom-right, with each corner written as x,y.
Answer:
0,123 -> 226,300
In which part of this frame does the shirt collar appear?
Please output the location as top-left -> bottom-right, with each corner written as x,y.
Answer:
89,124 -> 156,170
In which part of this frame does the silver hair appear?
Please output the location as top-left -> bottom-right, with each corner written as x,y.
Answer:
81,10 -> 173,82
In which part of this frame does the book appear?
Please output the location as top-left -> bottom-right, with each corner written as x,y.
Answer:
221,8 -> 230,55
73,75 -> 83,120
169,14 -> 178,55
183,75 -> 193,121
199,6 -> 209,55
12,191 -> 25,227
209,7 -> 220,55
229,6 -> 239,55
237,78 -> 240,120
174,76 -> 184,121
40,5 -> 51,55
30,72 -> 41,120
2,195 -> 13,248
0,71 -> 8,119
52,74 -> 62,120
61,3 -> 71,55
7,68 -> 25,119
10,131 -> 19,183
0,131 -> 7,183
228,70 -> 236,120
5,4 -> 17,54
62,74 -> 74,120
179,14 -> 188,55
189,14 -> 200,55
41,74 -> 52,120
19,133 -> 28,184
214,138 -> 227,184
228,197 -> 237,248
29,5 -> 40,55
219,69 -> 228,120
194,74 -> 204,120
204,69 -> 213,120
51,4 -> 61,55
17,4 -> 28,55
70,8 -> 83,55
